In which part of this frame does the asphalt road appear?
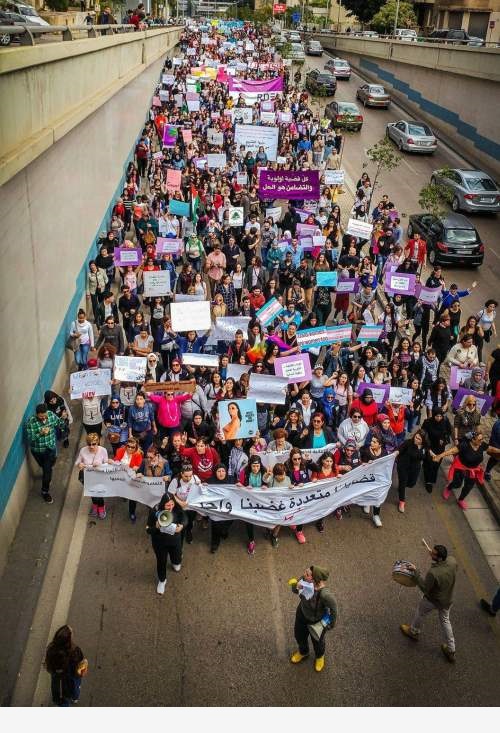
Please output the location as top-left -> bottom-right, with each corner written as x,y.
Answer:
301,52 -> 500,328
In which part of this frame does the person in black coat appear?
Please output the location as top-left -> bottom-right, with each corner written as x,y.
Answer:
146,492 -> 187,595
208,464 -> 234,554
396,430 -> 426,512
280,204 -> 301,238
300,412 -> 336,449
421,408 -> 452,492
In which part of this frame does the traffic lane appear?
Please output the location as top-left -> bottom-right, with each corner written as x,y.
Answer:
303,55 -> 500,278
65,478 -> 500,706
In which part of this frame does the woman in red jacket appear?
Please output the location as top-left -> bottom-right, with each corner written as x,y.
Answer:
179,438 -> 220,482
310,451 -> 339,534
350,389 -> 379,427
385,400 -> 406,446
114,437 -> 144,521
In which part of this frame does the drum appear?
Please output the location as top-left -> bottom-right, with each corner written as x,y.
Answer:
392,560 -> 417,587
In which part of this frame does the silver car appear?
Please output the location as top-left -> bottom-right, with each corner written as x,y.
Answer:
386,120 -> 437,153
431,168 -> 500,214
356,83 -> 391,108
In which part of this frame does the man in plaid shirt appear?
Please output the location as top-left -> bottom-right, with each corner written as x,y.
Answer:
26,404 -> 65,504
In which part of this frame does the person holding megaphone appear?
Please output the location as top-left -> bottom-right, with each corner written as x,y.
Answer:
146,493 -> 187,595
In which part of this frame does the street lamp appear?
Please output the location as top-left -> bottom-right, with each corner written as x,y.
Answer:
393,0 -> 400,36
336,0 -> 342,33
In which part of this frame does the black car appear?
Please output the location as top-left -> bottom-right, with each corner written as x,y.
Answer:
427,28 -> 484,46
407,212 -> 484,267
305,69 -> 336,96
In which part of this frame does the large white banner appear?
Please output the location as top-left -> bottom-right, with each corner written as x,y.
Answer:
260,444 -> 337,471
83,453 -> 397,525
187,453 -> 397,527
234,124 -> 279,162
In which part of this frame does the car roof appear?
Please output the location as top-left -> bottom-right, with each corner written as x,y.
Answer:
441,213 -> 476,228
457,169 -> 493,178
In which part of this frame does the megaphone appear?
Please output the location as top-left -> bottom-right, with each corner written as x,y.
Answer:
156,510 -> 173,527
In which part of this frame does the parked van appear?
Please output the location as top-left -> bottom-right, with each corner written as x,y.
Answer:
394,28 -> 417,41
3,2 -> 50,26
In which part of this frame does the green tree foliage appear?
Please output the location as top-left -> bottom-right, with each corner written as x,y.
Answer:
45,0 -> 69,10
365,137 -> 402,206
371,0 -> 417,33
342,0 -> 385,25
418,179 -> 454,219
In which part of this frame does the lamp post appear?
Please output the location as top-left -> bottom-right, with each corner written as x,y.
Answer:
336,0 -> 342,33
393,0 -> 400,36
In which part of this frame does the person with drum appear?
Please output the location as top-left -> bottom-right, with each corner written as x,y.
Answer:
289,566 -> 338,673
400,544 -> 457,663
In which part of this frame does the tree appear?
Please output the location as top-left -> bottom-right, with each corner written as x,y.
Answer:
365,137 -> 402,208
45,0 -> 69,10
342,0 -> 385,26
418,174 -> 454,219
371,0 -> 417,33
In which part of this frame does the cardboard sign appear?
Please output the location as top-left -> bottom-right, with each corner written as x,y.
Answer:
170,300 -> 211,332
274,354 -> 312,385
114,356 -> 147,383
70,369 -> 111,400
143,270 -> 171,297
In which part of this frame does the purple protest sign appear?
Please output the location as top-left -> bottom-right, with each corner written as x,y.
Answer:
415,284 -> 442,304
384,271 -> 416,296
298,236 -> 313,250
156,237 -> 183,255
336,278 -> 360,294
452,387 -> 493,416
274,353 -> 312,384
357,382 -> 389,405
258,170 -> 320,201
296,223 -> 319,237
228,76 -> 284,93
114,247 -> 142,266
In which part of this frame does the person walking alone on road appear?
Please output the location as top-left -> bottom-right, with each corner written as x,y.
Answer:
289,566 -> 338,673
146,492 -> 186,595
400,544 -> 457,663
45,625 -> 87,706
26,403 -> 66,504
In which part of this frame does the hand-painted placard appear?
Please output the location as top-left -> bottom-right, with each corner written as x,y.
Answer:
274,353 -> 312,384
452,388 -> 493,416
357,382 -> 389,405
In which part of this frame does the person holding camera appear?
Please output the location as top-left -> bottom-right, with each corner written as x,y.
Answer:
146,492 -> 187,595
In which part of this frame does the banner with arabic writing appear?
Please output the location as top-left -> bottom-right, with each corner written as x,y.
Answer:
258,170 -> 320,200
186,453 -> 397,527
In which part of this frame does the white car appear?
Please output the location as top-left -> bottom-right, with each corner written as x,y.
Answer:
3,2 -> 50,26
386,120 -> 438,153
324,57 -> 351,79
394,28 -> 418,41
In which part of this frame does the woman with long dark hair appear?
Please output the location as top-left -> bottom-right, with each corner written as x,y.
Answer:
45,625 -> 86,706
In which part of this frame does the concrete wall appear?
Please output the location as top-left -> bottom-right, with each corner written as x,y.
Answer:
0,27 -> 181,187
314,35 -> 500,178
0,28 -> 181,574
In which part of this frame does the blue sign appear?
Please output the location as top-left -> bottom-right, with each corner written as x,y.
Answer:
169,199 -> 190,217
316,271 -> 338,287
292,12 -> 301,22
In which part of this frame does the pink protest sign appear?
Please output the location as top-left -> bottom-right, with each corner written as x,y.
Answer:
384,272 -> 416,296
182,129 -> 193,144
274,353 -> 312,384
166,168 -> 182,194
152,96 -> 161,107
156,237 -> 183,255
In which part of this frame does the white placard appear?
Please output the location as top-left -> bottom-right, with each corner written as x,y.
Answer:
228,207 -> 244,226
276,156 -> 287,164
70,368 -> 111,400
207,153 -> 227,169
389,387 -> 413,405
236,172 -> 248,185
207,128 -> 224,146
143,270 -> 171,297
187,100 -> 200,112
324,169 -> 345,186
171,300 -> 211,332
346,219 -> 374,239
114,356 -> 147,383
266,206 -> 282,222
260,111 -> 276,124
180,353 -> 219,368
226,363 -> 252,380
249,373 -> 288,405
231,107 -> 254,124
162,74 -> 175,86
234,124 -> 279,162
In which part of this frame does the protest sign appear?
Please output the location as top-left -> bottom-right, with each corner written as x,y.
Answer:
249,374 -> 288,405
207,153 -> 227,169
336,278 -> 359,293
186,453 -> 397,527
169,200 -> 190,217
256,297 -> 285,326
384,272 -> 416,296
166,168 -> 182,194
274,353 -> 312,384
296,223 -> 318,237
180,353 -> 220,368
156,237 -> 183,255
181,129 -> 193,145
265,206 -> 282,222
142,380 -> 196,394
143,270 -> 171,297
228,207 -> 244,226
452,388 -> 493,416
209,316 -> 251,342
296,327 -> 330,350
84,465 -> 166,507
357,383 -> 389,405
325,324 -> 353,343
207,128 -> 224,146
70,368 -> 111,400
171,301 -> 211,332
114,247 -> 141,266
449,366 -> 480,390
260,111 -> 276,124
161,74 -> 175,85
324,169 -> 345,186
234,124 -> 279,162
346,219 -> 373,239
114,356 -> 147,383
357,325 -> 383,342
226,363 -> 252,381
236,172 -> 248,185
218,398 -> 258,439
187,100 -> 200,112
316,271 -> 338,287
415,285 -> 442,305
389,386 -> 413,405
152,96 -> 161,107
259,170 -> 320,200
231,108 -> 254,124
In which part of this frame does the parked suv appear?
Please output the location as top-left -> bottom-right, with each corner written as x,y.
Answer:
428,28 -> 484,46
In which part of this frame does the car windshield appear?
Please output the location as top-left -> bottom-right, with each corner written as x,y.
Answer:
446,228 -> 478,244
335,61 -> 349,66
291,44 -> 303,50
19,5 -> 37,15
408,124 -> 432,136
318,75 -> 334,82
369,86 -> 385,94
339,104 -> 358,113
464,176 -> 497,192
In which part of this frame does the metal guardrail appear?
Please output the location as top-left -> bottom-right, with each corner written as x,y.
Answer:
0,22 -> 179,46
301,30 -> 499,49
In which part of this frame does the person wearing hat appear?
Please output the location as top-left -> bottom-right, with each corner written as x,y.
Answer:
290,566 -> 338,672
146,493 -> 187,595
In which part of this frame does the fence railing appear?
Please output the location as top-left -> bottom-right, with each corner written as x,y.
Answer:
301,30 -> 499,49
0,23 -> 181,47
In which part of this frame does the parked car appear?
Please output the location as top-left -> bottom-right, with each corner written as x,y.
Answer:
356,83 -> 391,108
305,69 -> 337,95
394,28 -> 418,41
427,28 -> 484,46
430,168 -> 500,214
407,213 -> 484,267
386,120 -> 437,153
3,2 -> 50,26
0,9 -> 28,45
324,57 -> 351,79
305,39 -> 323,56
324,101 -> 363,130
288,31 -> 301,43
359,30 -> 379,38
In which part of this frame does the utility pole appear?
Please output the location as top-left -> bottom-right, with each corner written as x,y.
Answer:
393,0 -> 400,35
336,0 -> 342,33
